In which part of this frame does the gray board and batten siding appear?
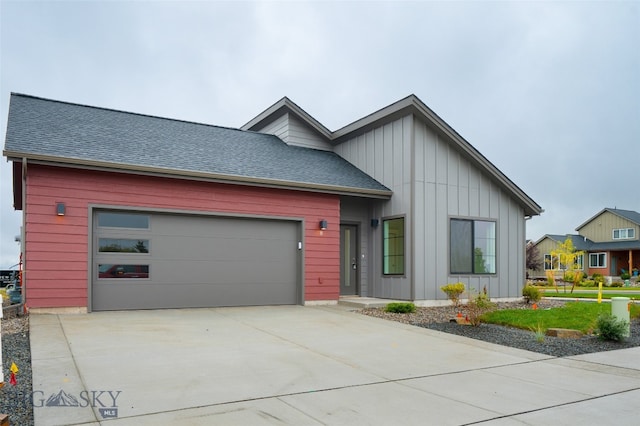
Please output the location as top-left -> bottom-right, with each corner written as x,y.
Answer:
257,112 -> 334,152
244,94 -> 542,302
334,114 -> 528,301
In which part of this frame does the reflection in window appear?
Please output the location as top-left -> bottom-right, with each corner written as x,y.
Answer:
450,219 -> 496,274
383,217 -> 405,275
98,212 -> 149,229
98,264 -> 149,279
99,239 -> 149,253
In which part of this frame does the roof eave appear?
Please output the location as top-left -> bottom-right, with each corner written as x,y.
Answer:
3,151 -> 392,200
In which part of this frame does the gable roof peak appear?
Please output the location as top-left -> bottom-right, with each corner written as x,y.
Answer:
241,96 -> 332,139
605,207 -> 640,225
536,233 -> 592,250
576,207 -> 640,230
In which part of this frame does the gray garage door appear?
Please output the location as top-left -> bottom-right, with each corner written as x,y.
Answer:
92,210 -> 300,311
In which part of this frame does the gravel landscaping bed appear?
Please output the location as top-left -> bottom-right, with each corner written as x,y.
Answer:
359,299 -> 640,357
1,308 -> 33,426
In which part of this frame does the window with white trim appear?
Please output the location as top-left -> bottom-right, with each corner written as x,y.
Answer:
544,255 -> 564,271
613,228 -> 635,240
544,254 -> 557,270
545,253 -> 583,271
589,252 -> 607,268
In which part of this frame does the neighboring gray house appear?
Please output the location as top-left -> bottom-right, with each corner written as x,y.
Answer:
244,95 -> 542,303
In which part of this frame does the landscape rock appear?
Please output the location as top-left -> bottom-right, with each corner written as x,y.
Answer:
545,328 -> 583,338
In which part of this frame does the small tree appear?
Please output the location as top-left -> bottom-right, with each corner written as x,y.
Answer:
550,238 -> 585,294
526,243 -> 542,273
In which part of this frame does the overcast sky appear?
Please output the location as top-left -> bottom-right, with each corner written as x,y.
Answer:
1,0 -> 638,268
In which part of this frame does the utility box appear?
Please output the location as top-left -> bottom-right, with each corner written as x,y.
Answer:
611,297 -> 631,337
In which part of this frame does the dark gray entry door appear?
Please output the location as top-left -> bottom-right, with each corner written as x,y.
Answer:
92,211 -> 300,311
340,225 -> 358,295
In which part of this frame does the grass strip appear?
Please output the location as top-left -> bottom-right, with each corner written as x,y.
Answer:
543,292 -> 640,300
483,302 -> 640,334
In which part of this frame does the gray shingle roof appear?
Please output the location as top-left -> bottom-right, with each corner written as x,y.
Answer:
545,234 -> 593,250
608,208 -> 640,226
3,94 -> 390,197
544,233 -> 640,251
588,240 -> 640,251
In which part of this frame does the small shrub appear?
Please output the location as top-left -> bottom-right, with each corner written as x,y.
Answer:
610,281 -> 624,288
522,285 -> 541,304
621,272 -> 631,280
595,313 -> 628,341
466,291 -> 495,326
563,271 -> 575,282
385,302 -> 416,314
440,282 -> 465,307
591,273 -> 604,284
579,279 -> 595,287
530,322 -> 545,343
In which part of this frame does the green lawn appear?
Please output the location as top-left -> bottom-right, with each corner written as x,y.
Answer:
543,291 -> 639,300
483,302 -> 640,334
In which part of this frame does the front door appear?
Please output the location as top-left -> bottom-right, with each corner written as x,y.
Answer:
340,224 -> 358,295
611,255 -> 617,276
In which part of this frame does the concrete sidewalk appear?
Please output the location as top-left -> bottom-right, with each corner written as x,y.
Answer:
30,305 -> 640,425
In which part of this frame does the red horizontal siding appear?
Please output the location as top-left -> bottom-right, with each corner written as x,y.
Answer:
24,165 -> 340,309
28,242 -> 88,254
27,270 -> 89,281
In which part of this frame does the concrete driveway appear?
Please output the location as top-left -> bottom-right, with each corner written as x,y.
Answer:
30,305 -> 640,425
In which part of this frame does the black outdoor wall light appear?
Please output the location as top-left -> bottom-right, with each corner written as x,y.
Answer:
319,219 -> 328,230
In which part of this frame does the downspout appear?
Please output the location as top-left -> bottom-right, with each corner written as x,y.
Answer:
21,158 -> 27,308
524,215 -> 532,285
